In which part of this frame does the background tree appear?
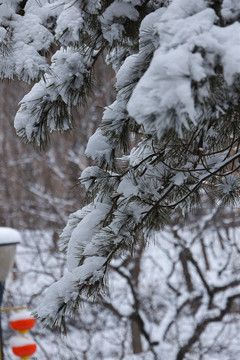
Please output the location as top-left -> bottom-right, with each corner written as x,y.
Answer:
3,200 -> 240,360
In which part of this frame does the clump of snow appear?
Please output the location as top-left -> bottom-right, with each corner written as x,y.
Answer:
127,0 -> 240,140
172,172 -> 186,186
66,202 -> 110,271
0,3 -> 14,20
221,0 -> 240,21
35,256 -> 106,322
117,177 -> 139,198
100,1 -> 139,44
85,129 -> 113,165
0,27 -> 6,41
13,13 -> 53,52
14,45 -> 93,142
127,6 -> 216,138
55,4 -> 84,46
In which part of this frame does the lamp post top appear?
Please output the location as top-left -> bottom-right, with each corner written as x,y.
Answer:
0,228 -> 21,246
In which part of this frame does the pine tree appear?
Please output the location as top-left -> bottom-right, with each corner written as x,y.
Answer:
1,0 -> 240,329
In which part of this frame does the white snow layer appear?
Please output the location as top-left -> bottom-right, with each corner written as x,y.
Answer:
10,309 -> 33,322
10,335 -> 36,347
0,227 -> 21,245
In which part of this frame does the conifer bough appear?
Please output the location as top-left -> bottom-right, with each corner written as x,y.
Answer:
1,0 -> 240,329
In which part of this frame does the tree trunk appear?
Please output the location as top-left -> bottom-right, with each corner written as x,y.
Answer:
131,320 -> 143,354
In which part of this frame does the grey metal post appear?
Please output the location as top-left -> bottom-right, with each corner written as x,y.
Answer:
0,228 -> 21,360
0,281 -> 5,360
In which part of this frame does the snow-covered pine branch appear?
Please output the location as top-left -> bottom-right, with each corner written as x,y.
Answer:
2,0 -> 240,332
